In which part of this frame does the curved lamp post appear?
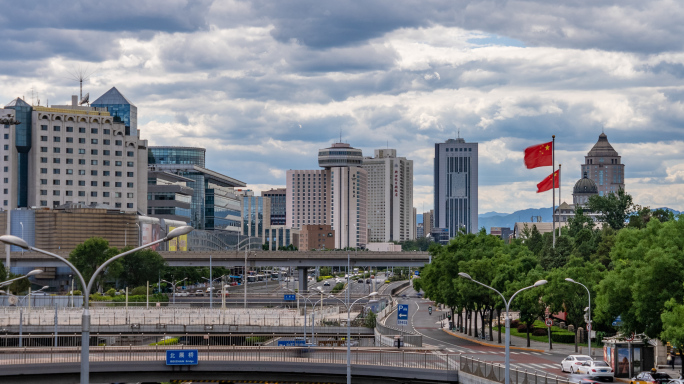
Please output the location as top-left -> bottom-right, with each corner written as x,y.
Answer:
0,225 -> 193,384
162,278 -> 187,305
328,291 -> 378,384
458,272 -> 546,384
0,269 -> 43,289
565,277 -> 592,356
283,286 -> 324,343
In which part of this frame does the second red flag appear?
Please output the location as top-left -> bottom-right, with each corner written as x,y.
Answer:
536,169 -> 560,193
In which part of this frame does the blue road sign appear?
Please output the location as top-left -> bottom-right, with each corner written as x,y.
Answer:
414,271 -> 419,276
278,340 -> 306,346
284,294 -> 296,301
166,349 -> 198,365
612,315 -> 623,327
397,304 -> 409,326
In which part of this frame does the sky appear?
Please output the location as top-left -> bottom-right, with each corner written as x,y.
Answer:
1,0 -> 683,213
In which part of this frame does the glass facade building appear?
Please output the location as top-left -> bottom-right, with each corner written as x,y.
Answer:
5,98 -> 33,207
91,87 -> 137,136
206,186 -> 241,231
148,147 -> 206,167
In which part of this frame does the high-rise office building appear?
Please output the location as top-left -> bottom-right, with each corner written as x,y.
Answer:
147,170 -> 194,222
262,188 -> 286,226
434,137 -> 478,238
286,142 -> 367,249
2,94 -> 148,212
362,149 -> 414,242
422,209 -> 434,236
148,146 -> 245,230
582,133 -> 625,196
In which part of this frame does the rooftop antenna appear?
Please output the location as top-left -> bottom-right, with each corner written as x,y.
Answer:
66,65 -> 96,103
457,128 -> 461,138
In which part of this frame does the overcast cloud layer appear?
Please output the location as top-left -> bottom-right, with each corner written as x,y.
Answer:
2,0 -> 683,213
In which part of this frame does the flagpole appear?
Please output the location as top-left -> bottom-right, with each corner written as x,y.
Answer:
558,164 -> 562,235
552,135 -> 556,248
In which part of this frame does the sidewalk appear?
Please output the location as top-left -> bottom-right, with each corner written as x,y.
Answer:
439,321 -> 600,356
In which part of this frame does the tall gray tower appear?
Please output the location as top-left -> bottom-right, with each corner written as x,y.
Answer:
582,133 -> 625,196
434,138 -> 478,239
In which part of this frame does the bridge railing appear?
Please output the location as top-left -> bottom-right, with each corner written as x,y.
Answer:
0,333 -> 378,349
0,345 -> 457,372
460,355 -> 571,384
0,306 -> 347,328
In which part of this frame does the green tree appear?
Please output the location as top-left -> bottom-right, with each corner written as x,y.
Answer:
526,225 -> 543,255
661,295 -> 684,349
509,268 -> 547,347
68,237 -> 121,292
120,248 -> 167,288
0,263 -> 32,295
567,207 -> 596,238
587,189 -> 634,230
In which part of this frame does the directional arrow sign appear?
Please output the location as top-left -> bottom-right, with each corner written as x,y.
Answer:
397,304 -> 409,326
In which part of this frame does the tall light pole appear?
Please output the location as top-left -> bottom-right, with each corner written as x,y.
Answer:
283,286 -> 324,343
566,277 -> 591,356
162,278 -> 187,305
459,272 -> 547,384
203,274 -> 224,309
0,225 -> 193,384
328,292 -> 377,384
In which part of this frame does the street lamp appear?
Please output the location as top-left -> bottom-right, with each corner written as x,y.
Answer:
565,277 -> 592,356
458,272 -> 546,384
162,278 -> 187,305
19,285 -> 49,309
328,291 -> 378,384
0,269 -> 43,289
283,286 -> 324,344
0,225 -> 193,384
203,275 -> 224,309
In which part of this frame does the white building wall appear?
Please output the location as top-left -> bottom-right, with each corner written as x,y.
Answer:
0,108 -> 17,209
330,166 -> 367,249
286,169 -> 330,229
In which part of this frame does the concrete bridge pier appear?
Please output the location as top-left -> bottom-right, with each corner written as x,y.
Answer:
298,267 -> 309,292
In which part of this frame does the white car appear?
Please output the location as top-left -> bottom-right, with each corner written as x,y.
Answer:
576,360 -> 614,381
561,355 -> 593,373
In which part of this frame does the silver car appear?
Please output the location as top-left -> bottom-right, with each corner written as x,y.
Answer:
577,360 -> 614,381
561,355 -> 593,373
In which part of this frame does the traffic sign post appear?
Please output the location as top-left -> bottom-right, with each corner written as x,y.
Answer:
166,349 -> 198,365
397,304 -> 409,326
546,318 -> 553,350
284,294 -> 296,301
545,318 -> 553,327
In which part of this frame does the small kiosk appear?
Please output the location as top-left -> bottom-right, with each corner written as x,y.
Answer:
602,334 -> 655,378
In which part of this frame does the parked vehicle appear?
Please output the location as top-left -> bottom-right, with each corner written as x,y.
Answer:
561,355 -> 592,373
357,279 -> 364,283
366,279 -> 371,284
576,360 -> 614,381
323,281 -> 330,286
195,290 -> 204,297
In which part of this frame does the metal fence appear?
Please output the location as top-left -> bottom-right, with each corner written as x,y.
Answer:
0,333 -> 378,348
0,306 -> 343,327
0,295 -> 84,308
0,344 -> 457,371
460,355 -> 572,384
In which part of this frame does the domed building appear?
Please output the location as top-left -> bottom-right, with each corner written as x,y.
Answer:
582,133 -> 625,197
573,172 -> 599,205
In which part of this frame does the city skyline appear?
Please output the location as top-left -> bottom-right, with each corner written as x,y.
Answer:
1,1 -> 683,213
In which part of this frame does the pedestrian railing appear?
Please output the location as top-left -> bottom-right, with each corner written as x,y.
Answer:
0,344 -> 458,372
460,355 -> 572,384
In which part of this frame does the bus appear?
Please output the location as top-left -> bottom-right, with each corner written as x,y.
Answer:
256,274 -> 265,282
246,275 -> 257,283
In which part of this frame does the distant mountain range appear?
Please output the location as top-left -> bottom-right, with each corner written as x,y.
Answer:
477,207 -> 680,233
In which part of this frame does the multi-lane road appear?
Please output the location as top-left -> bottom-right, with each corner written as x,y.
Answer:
385,285 -> 601,381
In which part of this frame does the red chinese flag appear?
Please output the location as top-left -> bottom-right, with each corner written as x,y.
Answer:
524,141 -> 553,169
536,169 -> 560,193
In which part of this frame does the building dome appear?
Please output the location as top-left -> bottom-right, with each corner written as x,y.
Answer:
587,133 -> 619,157
573,173 -> 598,194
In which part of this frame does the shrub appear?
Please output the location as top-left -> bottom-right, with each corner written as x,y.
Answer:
532,328 -> 548,336
364,311 -> 377,328
130,286 -> 147,296
552,332 -> 576,344
331,282 -> 345,294
106,288 -> 116,297
510,319 -> 520,328
517,324 -> 529,333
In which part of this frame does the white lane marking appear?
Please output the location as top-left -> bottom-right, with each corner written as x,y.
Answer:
531,352 -> 542,355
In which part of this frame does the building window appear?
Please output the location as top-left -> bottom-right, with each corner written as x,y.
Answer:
103,160 -> 110,166
66,158 -> 73,164
91,149 -> 98,155
78,149 -> 85,154
91,139 -> 98,144
41,136 -> 47,141
115,140 -> 122,146
103,171 -> 110,176
127,172 -> 134,177
103,192 -> 110,197
53,136 -> 61,143
115,151 -> 122,156
127,193 -> 134,198
79,127 -> 86,133
40,179 -> 47,185
53,169 -> 60,174
127,162 -> 134,167
91,160 -> 98,165
53,158 -> 60,163
115,203 -> 121,208
127,182 -> 134,188
103,150 -> 110,156
78,191 -> 85,196
115,171 -> 122,177
40,157 -> 47,163
103,139 -> 110,145
66,180 -> 73,186
53,190 -> 60,196
78,138 -> 85,144
79,170 -> 85,175
103,181 -> 110,187
41,125 -> 48,131
78,181 -> 85,186
66,126 -> 73,132
115,192 -> 122,198
127,203 -> 133,209
40,200 -> 47,206
66,148 -> 73,154
115,161 -> 122,166
53,180 -> 60,185
90,192 -> 97,197
91,128 -> 98,134
66,191 -> 73,196
115,182 -> 122,187
41,147 -> 48,152
66,137 -> 73,143
127,151 -> 134,157
78,159 -> 85,165
103,129 -> 110,135
40,190 -> 47,195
